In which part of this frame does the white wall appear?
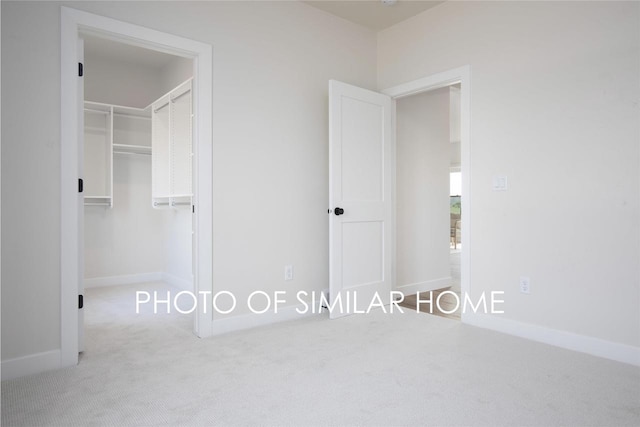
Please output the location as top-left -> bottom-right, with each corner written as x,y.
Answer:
1,1 -> 377,362
2,3 -> 62,359
85,154 -> 166,279
396,88 -> 451,293
449,85 -> 460,144
84,54 -> 163,108
160,56 -> 193,96
449,86 -> 461,170
379,1 -> 640,348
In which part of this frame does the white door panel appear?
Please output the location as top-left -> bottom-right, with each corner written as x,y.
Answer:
341,221 -> 384,287
329,80 -> 392,319
340,97 -> 384,202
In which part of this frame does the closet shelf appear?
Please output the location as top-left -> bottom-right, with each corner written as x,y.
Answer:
152,195 -> 192,209
84,196 -> 113,208
86,101 -> 150,118
113,143 -> 151,155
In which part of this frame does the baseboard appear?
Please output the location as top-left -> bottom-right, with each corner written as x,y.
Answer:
464,312 -> 640,367
162,272 -> 192,291
84,272 -> 163,288
211,304 -> 319,336
84,272 -> 192,290
1,349 -> 61,381
396,276 -> 452,296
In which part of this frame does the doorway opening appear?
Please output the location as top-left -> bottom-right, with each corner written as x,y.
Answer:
382,68 -> 470,322
80,33 -> 196,350
61,7 -> 213,368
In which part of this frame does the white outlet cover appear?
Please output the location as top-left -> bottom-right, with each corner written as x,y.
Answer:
519,276 -> 530,294
284,265 -> 293,281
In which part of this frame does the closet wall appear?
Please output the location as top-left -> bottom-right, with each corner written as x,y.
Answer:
83,43 -> 193,289
84,54 -> 163,109
161,57 -> 192,94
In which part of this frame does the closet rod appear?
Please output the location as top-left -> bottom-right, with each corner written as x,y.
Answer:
84,108 -> 110,115
113,150 -> 151,156
153,102 -> 170,113
113,112 -> 150,120
153,201 -> 170,206
171,89 -> 191,103
171,201 -> 192,206
85,202 -> 111,206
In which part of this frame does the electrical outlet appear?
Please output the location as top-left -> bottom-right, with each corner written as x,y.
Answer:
284,265 -> 293,281
519,276 -> 530,294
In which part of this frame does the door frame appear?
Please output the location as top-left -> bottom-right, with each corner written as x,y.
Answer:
60,7 -> 213,368
381,65 -> 471,322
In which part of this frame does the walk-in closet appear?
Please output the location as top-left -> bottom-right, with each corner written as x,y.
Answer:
81,33 -> 194,324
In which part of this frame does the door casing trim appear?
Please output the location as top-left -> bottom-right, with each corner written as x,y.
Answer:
381,65 -> 471,322
60,6 -> 213,368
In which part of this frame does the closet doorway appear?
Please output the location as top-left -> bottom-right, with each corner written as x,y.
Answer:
60,7 -> 213,368
81,34 -> 195,347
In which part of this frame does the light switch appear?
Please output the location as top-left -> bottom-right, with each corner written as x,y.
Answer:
492,175 -> 508,191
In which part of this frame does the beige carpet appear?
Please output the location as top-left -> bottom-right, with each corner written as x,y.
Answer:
2,281 -> 640,426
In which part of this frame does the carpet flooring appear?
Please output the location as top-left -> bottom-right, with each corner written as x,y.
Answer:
2,281 -> 639,426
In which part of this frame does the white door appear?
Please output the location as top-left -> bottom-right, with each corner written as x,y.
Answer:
329,80 -> 393,319
78,37 -> 85,352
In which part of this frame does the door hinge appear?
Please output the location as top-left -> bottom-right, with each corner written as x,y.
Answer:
78,178 -> 83,193
192,205 -> 195,213
78,62 -> 84,77
79,294 -> 84,309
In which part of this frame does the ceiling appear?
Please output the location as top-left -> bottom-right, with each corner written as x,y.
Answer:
82,33 -> 179,68
304,0 -> 443,31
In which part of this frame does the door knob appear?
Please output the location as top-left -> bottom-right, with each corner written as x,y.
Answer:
334,207 -> 344,216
